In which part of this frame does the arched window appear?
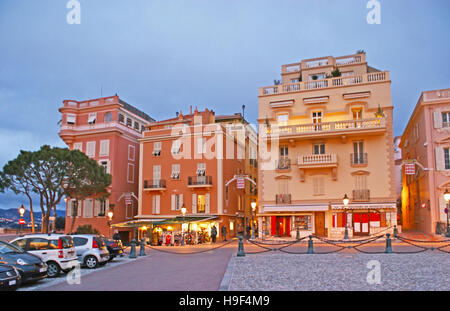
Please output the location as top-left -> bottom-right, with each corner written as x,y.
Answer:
104,112 -> 113,122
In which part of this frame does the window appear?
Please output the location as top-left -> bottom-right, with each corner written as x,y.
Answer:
443,112 -> 450,127
84,199 -> 93,218
280,145 -> 288,157
445,148 -> 450,170
73,142 -> 82,152
11,239 -> 27,250
313,143 -> 325,155
28,238 -> 49,251
127,163 -> 135,183
126,117 -> 132,127
313,176 -> 325,196
128,145 -> 135,161
99,140 -> 109,156
104,112 -> 113,122
86,141 -> 96,157
196,163 -> 206,176
95,200 -> 106,216
171,194 -> 183,211
294,215 -> 312,230
312,111 -> 322,130
118,113 -> 125,123
197,137 -> 206,154
277,114 -> 288,126
141,125 -> 146,133
66,114 -> 76,125
352,108 -> 362,120
171,140 -> 181,155
171,164 -> 180,179
73,237 -> 88,247
278,179 -> 289,195
134,121 -> 140,131
197,195 -> 205,213
309,73 -> 326,80
88,113 -> 96,124
152,195 -> 160,214
354,175 -> 367,190
342,71 -> 354,77
352,141 -> 366,164
153,142 -> 161,156
153,165 -> 161,183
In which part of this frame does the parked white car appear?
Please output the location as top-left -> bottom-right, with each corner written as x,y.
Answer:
10,234 -> 78,278
71,235 -> 110,269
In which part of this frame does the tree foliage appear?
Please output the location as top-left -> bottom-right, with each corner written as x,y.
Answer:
0,145 -> 111,233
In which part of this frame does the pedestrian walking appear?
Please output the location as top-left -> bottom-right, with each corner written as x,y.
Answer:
221,225 -> 227,241
211,225 -> 217,243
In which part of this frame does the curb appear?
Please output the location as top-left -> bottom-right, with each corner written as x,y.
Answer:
218,254 -> 236,291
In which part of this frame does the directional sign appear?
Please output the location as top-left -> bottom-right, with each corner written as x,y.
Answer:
237,177 -> 245,189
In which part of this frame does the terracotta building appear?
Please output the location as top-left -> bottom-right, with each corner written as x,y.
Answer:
400,88 -> 450,234
58,95 -> 154,241
128,108 -> 251,243
257,52 -> 397,239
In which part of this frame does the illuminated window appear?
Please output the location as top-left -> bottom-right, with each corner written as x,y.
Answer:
197,195 -> 205,213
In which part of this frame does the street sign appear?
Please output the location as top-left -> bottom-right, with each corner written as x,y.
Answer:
237,177 -> 245,189
405,163 -> 415,175
18,219 -> 25,225
49,216 -> 56,221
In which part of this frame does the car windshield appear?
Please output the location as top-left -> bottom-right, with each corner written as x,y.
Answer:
0,241 -> 24,254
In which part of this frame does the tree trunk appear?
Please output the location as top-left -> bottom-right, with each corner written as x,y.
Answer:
25,193 -> 35,234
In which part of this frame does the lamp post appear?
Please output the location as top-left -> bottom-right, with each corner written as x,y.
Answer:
343,194 -> 350,240
251,201 -> 257,240
444,189 -> 450,237
107,211 -> 113,239
181,205 -> 186,246
18,205 -> 25,235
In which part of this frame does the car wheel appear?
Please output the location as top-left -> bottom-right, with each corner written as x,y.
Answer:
84,255 -> 98,269
46,261 -> 61,278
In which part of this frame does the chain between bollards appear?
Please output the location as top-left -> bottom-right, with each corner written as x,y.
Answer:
237,236 -> 245,257
385,233 -> 392,253
129,239 -> 137,258
139,238 -> 146,256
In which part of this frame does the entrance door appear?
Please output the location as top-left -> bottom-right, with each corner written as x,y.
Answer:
353,213 -> 369,236
271,216 -> 291,236
314,212 -> 326,237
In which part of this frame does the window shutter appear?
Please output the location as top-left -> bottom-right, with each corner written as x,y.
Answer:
86,141 -> 95,157
192,194 -> 197,213
337,212 -> 343,227
205,193 -> 210,214
380,212 -> 386,227
434,110 -> 442,128
107,161 -> 111,174
435,147 -> 445,171
77,201 -> 82,218
94,200 -> 100,216
179,194 -> 183,209
156,195 -> 160,214
100,140 -> 109,156
84,199 -> 93,218
171,194 -> 176,211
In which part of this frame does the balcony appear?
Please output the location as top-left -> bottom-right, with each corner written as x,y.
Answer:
259,71 -> 389,96
350,153 -> 368,166
267,118 -> 386,140
143,180 -> 166,191
276,194 -> 291,204
188,176 -> 213,188
298,154 -> 337,168
352,189 -> 370,201
60,121 -> 142,137
276,157 -> 291,170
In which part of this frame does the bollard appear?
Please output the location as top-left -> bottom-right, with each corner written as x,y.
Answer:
139,238 -> 146,256
307,235 -> 314,254
129,239 -> 137,258
296,227 -> 300,240
385,233 -> 392,253
393,225 -> 398,238
237,236 -> 245,257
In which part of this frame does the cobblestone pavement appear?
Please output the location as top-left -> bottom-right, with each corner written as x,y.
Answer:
226,252 -> 450,291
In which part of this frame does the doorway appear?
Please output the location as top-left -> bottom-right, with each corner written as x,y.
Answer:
353,213 -> 369,236
271,216 -> 291,236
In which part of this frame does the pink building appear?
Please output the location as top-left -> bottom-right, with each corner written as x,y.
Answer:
400,88 -> 450,234
58,95 -> 154,241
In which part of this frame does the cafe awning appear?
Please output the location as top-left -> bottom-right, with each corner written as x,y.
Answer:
111,219 -> 166,228
111,216 -> 219,228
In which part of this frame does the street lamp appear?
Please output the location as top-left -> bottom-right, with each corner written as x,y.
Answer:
444,189 -> 450,237
343,194 -> 350,240
107,211 -> 113,239
18,205 -> 25,235
181,205 -> 186,245
251,201 -> 257,240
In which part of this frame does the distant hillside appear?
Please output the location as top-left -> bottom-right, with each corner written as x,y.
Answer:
0,208 -> 65,223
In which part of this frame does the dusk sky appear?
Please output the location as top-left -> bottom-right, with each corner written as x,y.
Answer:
0,0 -> 449,210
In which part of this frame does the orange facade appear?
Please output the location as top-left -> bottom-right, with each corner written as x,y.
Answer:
59,95 -> 154,241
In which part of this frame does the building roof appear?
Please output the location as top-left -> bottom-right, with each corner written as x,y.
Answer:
119,99 -> 155,122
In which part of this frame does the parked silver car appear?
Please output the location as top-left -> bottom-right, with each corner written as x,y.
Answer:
71,235 -> 110,269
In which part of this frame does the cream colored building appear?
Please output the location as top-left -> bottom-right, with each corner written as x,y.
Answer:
257,52 -> 397,239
